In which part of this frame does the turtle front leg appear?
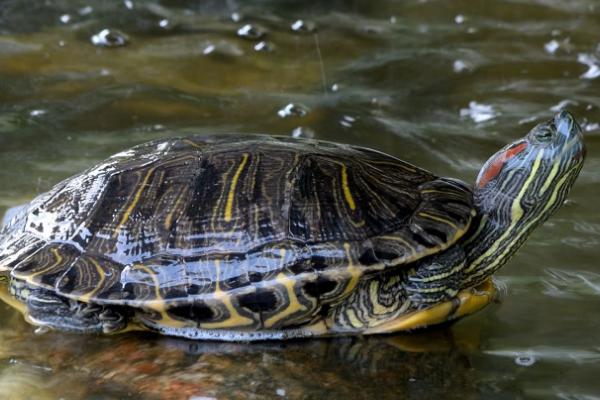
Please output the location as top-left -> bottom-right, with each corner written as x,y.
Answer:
25,287 -> 128,334
316,245 -> 498,336
361,279 -> 497,334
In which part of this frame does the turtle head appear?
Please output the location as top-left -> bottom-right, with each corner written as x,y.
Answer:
475,111 -> 585,221
463,111 -> 585,286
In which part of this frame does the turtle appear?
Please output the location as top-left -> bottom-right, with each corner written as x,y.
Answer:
0,111 -> 585,341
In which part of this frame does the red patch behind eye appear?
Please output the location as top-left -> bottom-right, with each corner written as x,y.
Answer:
477,141 -> 528,188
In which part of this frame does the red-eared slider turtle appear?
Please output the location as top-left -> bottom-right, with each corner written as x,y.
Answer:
0,111 -> 585,340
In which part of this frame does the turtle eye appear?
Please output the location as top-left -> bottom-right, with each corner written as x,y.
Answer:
534,128 -> 553,142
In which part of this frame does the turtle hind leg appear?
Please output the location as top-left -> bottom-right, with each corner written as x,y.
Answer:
25,287 -> 129,334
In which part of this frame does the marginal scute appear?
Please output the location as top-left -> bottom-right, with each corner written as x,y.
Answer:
0,134 -> 475,331
237,290 -> 279,313
11,243 -> 80,289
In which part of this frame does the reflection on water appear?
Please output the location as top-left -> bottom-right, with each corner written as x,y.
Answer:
0,307 -> 485,400
1,0 -> 600,399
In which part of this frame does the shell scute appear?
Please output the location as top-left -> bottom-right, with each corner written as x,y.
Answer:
0,135 -> 475,329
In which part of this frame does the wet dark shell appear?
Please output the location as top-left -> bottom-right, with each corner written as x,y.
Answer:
0,135 -> 474,329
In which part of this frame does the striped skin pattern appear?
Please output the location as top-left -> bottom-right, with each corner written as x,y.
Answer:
0,135 -> 474,335
462,111 -> 585,287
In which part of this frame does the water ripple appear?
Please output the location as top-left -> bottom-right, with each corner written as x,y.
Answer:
543,268 -> 600,298
485,347 -> 600,364
460,101 -> 500,124
577,53 -> 600,79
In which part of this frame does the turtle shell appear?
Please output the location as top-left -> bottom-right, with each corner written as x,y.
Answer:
0,135 -> 474,330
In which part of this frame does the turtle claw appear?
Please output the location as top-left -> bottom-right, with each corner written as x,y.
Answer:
98,308 -> 126,334
71,301 -> 102,317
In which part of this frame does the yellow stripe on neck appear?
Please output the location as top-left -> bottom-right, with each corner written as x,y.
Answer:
467,149 -> 544,273
467,153 -> 578,286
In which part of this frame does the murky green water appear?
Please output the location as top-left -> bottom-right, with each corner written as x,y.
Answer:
0,0 -> 599,399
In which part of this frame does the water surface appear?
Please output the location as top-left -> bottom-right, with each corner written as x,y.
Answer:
1,0 -> 599,399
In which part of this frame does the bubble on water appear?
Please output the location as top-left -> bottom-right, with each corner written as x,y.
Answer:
29,109 -> 46,117
545,38 -> 572,55
230,12 -> 242,22
237,24 -> 265,40
545,40 -> 560,54
331,83 -> 340,92
584,121 -> 599,132
58,40 -> 66,47
276,388 -> 286,397
460,101 -> 499,123
455,15 -> 465,24
124,0 -> 133,10
59,14 -> 71,24
91,29 -> 129,47
390,16 -> 397,24
577,53 -> 600,79
201,41 -> 244,57
203,44 -> 216,55
515,352 -> 536,366
291,126 -> 314,139
278,103 -> 309,118
159,19 -> 170,29
291,19 -> 316,33
254,41 -> 274,52
340,115 -> 356,128
453,59 -> 471,73
79,6 -> 93,16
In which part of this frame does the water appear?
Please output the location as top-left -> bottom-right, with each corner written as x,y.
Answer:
1,0 -> 599,398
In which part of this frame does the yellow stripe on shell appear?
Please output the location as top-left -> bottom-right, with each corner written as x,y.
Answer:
163,186 -> 187,230
200,259 -> 253,329
264,252 -> 307,328
224,153 -> 249,223
340,243 -> 362,297
417,212 -> 460,230
115,167 -> 156,233
133,264 -> 189,328
340,163 -> 357,211
14,248 -> 63,284
77,259 -> 106,303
